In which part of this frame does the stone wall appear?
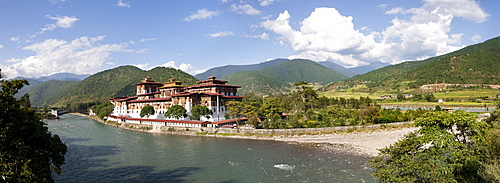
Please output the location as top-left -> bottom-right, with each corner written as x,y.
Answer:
99,117 -> 413,136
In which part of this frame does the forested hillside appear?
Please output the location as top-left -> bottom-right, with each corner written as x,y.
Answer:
195,58 -> 288,80
322,36 -> 500,91
259,59 -> 347,84
53,66 -> 198,108
28,80 -> 80,107
222,59 -> 348,95
222,70 -> 289,95
14,73 -> 89,100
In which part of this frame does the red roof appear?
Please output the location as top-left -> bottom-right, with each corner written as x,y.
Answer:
186,84 -> 241,89
126,118 -> 208,124
133,82 -> 163,85
196,79 -> 228,84
212,117 -> 248,124
128,97 -> 171,103
169,92 -> 243,99
107,115 -> 128,119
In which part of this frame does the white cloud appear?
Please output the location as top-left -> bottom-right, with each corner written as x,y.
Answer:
423,0 -> 489,23
206,31 -> 234,38
183,9 -> 221,21
230,4 -> 261,15
259,0 -> 275,6
2,36 -> 131,78
139,38 -> 159,42
470,34 -> 482,42
116,0 -> 130,7
134,61 -> 206,75
10,37 -> 20,42
260,0 -> 488,67
244,33 -> 269,40
0,44 -> 3,49
38,15 -> 79,34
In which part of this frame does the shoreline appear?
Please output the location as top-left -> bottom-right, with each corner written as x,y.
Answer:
68,113 -> 415,157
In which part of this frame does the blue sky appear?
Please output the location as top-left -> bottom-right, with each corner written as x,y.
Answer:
0,0 -> 498,79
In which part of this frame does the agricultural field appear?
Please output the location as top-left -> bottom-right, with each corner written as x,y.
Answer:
319,85 -> 500,108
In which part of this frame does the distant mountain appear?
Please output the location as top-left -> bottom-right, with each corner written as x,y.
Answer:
350,62 -> 390,74
37,73 -> 90,82
222,71 -> 289,95
13,73 -> 90,99
222,59 -> 348,95
195,58 -> 289,80
321,36 -> 500,91
318,61 -> 358,77
53,66 -> 198,107
28,80 -> 80,107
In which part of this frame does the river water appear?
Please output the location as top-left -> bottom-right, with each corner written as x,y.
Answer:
47,114 -> 375,182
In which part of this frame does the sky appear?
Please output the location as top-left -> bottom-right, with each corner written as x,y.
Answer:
0,0 -> 498,79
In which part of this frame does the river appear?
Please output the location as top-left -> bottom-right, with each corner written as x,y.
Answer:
47,114 -> 375,182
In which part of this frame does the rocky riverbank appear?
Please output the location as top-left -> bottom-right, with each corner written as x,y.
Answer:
74,113 -> 415,157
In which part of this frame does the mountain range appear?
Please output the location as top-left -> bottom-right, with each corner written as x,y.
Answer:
10,35 -> 500,107
222,59 -> 348,95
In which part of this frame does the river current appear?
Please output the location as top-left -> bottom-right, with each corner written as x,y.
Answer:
47,114 -> 375,182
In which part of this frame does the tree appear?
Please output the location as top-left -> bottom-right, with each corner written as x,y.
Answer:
140,105 -> 155,119
424,92 -> 437,102
292,81 -> 318,120
189,105 -> 212,120
164,105 -> 187,120
370,110 -> 489,182
0,74 -> 67,182
226,101 -> 259,126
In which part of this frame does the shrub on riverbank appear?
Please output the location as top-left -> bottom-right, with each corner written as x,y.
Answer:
227,90 -> 433,129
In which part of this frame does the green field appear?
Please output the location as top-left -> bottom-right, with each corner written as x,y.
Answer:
319,85 -> 499,108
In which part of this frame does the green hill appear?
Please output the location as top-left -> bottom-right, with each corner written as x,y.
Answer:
28,80 -> 80,107
195,58 -> 289,80
322,36 -> 500,91
222,70 -> 289,95
53,66 -> 198,107
222,59 -> 348,95
258,59 -> 347,85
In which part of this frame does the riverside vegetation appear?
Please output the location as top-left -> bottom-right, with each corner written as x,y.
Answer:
0,72 -> 67,182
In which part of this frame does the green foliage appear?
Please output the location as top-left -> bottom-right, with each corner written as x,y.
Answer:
189,105 -> 212,120
0,76 -> 67,182
140,105 -> 155,119
222,70 -> 289,95
226,86 -> 426,129
480,110 -> 500,182
26,80 -> 79,107
164,105 -> 187,119
92,102 -> 114,119
370,110 -> 489,182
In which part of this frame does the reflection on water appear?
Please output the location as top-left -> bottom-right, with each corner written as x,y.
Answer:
48,114 -> 375,182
